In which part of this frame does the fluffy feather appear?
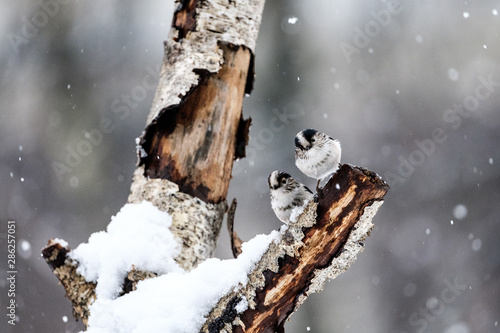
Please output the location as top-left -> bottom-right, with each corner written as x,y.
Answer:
295,129 -> 341,181
268,170 -> 313,224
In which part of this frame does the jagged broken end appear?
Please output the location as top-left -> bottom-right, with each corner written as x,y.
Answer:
41,237 -> 163,327
202,164 -> 389,332
293,199 -> 384,311
41,239 -> 96,325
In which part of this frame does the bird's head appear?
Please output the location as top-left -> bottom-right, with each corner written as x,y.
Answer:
268,170 -> 292,190
295,129 -> 318,151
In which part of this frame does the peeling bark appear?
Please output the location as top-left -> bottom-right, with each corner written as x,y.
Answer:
43,0 -> 266,325
43,0 -> 266,326
235,116 -> 252,160
139,43 -> 252,204
227,198 -> 243,258
131,0 -> 266,271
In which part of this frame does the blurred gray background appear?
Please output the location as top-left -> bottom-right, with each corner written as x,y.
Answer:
1,0 -> 499,332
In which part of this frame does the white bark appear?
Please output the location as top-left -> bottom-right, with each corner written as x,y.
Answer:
128,167 -> 226,270
147,0 -> 265,124
132,0 -> 266,270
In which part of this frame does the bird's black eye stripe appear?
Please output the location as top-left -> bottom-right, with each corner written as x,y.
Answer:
294,136 -> 302,148
277,172 -> 291,186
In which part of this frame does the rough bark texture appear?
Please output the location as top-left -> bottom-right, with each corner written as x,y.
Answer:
128,167 -> 227,270
130,0 -> 266,272
138,42 -> 251,204
201,164 -> 389,333
42,0 -> 266,325
41,240 -> 156,325
41,239 -> 96,325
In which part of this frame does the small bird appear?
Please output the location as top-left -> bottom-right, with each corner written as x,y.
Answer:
268,170 -> 313,224
294,129 -> 341,191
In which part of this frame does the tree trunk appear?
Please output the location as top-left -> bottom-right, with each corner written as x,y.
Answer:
128,0 -> 262,271
42,1 -> 390,331
43,0 -> 264,325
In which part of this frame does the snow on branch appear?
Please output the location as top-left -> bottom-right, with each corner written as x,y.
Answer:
42,204 -> 280,332
42,164 -> 388,332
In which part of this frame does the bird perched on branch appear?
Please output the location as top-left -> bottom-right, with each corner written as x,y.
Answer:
268,170 -> 313,224
294,129 -> 341,191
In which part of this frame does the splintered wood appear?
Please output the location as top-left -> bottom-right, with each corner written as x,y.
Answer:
138,43 -> 251,204
128,0 -> 264,272
202,165 -> 389,333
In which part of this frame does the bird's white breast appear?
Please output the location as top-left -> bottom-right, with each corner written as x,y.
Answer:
296,139 -> 341,180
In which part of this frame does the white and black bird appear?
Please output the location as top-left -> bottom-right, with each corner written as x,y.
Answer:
294,129 -> 341,191
268,170 -> 313,224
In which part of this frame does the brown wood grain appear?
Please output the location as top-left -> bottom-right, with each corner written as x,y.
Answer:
139,43 -> 252,204
233,165 -> 389,332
